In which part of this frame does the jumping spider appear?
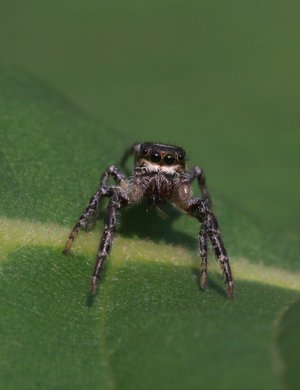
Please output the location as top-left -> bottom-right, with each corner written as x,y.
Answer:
63,142 -> 234,298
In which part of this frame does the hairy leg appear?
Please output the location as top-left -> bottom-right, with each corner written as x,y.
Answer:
186,198 -> 234,298
63,165 -> 126,254
187,166 -> 211,206
199,221 -> 208,289
91,192 -> 128,294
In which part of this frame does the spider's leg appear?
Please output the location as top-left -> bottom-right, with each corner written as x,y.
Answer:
187,166 -> 211,206
118,143 -> 138,169
187,198 -> 234,298
85,206 -> 100,231
63,165 -> 126,254
63,191 -> 103,254
91,191 -> 128,294
84,166 -> 124,232
199,221 -> 208,289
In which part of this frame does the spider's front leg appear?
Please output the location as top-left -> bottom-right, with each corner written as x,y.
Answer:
91,190 -> 128,294
63,165 -> 126,254
187,198 -> 234,298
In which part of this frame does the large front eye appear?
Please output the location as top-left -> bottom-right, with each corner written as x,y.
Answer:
163,154 -> 175,165
150,151 -> 161,163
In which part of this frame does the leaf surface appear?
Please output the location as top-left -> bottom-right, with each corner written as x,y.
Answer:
0,71 -> 299,389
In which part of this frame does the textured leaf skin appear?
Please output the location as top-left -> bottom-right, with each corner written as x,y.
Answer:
0,71 -> 299,390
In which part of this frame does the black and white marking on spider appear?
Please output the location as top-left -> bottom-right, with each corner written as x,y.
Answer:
63,142 -> 234,298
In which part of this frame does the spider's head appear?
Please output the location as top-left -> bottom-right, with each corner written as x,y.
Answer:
135,142 -> 186,172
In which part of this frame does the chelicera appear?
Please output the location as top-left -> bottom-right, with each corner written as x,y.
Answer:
63,142 -> 234,298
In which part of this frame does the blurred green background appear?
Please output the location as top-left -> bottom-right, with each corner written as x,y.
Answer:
0,2 -> 300,390
0,0 -> 299,231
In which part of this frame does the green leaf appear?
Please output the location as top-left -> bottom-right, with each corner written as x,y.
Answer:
0,70 -> 299,390
276,299 -> 300,390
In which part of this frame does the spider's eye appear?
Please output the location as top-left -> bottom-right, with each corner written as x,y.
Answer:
141,144 -> 148,156
150,151 -> 161,163
178,153 -> 185,162
163,154 -> 176,165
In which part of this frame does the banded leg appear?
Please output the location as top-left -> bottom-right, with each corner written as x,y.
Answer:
206,212 -> 234,298
188,166 -> 211,206
85,166 -> 126,231
187,198 -> 234,298
63,165 -> 126,254
199,221 -> 208,289
91,194 -> 127,294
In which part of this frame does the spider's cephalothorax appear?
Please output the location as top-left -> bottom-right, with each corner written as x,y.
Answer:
63,142 -> 234,298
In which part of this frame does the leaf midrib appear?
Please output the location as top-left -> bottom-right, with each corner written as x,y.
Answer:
1,216 -> 300,293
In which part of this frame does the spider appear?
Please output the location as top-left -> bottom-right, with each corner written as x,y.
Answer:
63,142 -> 234,298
